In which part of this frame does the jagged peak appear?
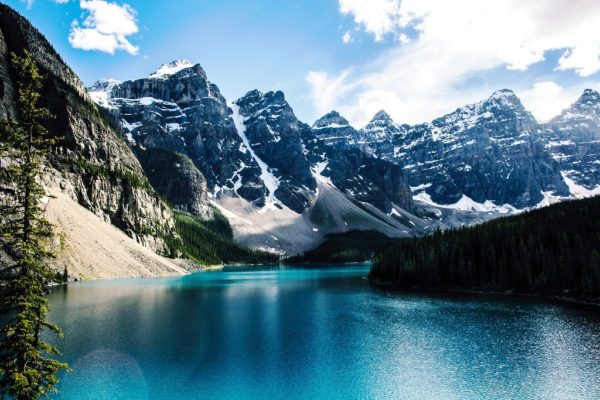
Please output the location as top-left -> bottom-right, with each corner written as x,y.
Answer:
484,89 -> 522,108
362,110 -> 399,132
148,59 -> 196,79
235,89 -> 288,108
88,78 -> 121,93
312,110 -> 350,129
367,110 -> 394,125
576,88 -> 600,106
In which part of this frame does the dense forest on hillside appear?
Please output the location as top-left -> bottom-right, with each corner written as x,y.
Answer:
287,230 -> 397,264
167,210 -> 279,265
370,196 -> 600,301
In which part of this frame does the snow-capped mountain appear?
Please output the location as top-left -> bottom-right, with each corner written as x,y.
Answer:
88,61 -> 419,254
359,110 -> 408,158
233,90 -> 316,213
88,61 -> 269,217
352,90 -> 569,209
87,59 -> 600,255
312,111 -> 359,148
543,89 -> 600,197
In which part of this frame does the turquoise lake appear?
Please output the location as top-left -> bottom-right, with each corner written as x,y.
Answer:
47,264 -> 600,399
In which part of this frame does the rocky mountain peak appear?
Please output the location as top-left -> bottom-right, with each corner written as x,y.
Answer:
312,110 -> 350,129
235,90 -> 292,119
574,88 -> 600,109
483,89 -> 524,110
87,78 -> 122,109
364,110 -> 395,130
148,59 -> 195,79
550,88 -> 600,125
88,78 -> 122,93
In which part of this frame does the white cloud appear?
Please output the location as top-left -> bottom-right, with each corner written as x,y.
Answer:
339,0 -> 401,42
520,81 -> 567,122
342,31 -> 353,44
69,0 -> 139,55
55,0 -> 70,4
305,69 -> 356,115
317,0 -> 600,126
20,0 -> 34,9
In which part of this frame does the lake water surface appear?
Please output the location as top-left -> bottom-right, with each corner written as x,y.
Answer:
48,264 -> 600,399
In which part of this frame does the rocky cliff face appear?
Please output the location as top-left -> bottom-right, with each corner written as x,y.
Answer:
312,110 -> 359,148
543,89 -> 600,193
234,90 -> 316,213
359,110 -> 408,158
354,90 -> 569,209
0,4 -> 175,251
90,60 -> 269,215
137,148 -> 212,219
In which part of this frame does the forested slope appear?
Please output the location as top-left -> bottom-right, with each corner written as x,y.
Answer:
371,196 -> 600,301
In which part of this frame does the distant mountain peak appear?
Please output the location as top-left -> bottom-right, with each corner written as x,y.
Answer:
372,109 -> 392,120
88,78 -> 121,92
87,78 -> 122,108
576,88 -> 600,106
148,59 -> 195,79
313,110 -> 350,129
486,89 -> 521,107
366,110 -> 394,127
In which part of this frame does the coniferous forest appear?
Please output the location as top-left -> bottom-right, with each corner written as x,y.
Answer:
370,196 -> 600,301
168,211 -> 279,265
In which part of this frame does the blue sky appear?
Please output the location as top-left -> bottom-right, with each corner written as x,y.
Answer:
7,0 -> 600,126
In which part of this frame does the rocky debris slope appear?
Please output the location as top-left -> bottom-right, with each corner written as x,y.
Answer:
0,4 -> 175,252
45,186 -> 196,280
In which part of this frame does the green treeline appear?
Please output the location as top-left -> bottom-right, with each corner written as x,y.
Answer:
371,196 -> 600,300
287,230 -> 397,264
168,211 -> 279,265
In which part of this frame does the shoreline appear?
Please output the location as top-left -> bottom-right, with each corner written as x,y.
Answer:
369,279 -> 600,310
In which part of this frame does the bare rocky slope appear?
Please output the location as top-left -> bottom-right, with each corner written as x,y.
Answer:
0,5 -> 181,278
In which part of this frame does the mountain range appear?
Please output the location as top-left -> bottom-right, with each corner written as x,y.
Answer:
87,58 -> 600,255
2,3 -> 600,267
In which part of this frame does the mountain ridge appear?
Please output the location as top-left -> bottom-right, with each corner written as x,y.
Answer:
88,57 -> 600,255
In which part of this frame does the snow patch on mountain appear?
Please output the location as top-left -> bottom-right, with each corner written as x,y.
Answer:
148,60 -> 194,79
414,192 -> 517,214
231,103 -> 280,212
87,78 -> 121,109
562,171 -> 600,198
311,161 -> 334,187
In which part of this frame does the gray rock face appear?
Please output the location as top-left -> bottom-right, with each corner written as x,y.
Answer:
324,147 -> 414,212
90,60 -> 268,213
543,89 -> 600,190
0,4 -> 175,251
359,110 -> 408,158
305,111 -> 414,213
137,148 -> 213,219
358,90 -> 569,208
312,110 -> 359,148
234,90 -> 316,213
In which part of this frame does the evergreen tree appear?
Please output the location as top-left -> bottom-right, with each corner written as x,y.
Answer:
371,195 -> 600,301
0,51 -> 68,400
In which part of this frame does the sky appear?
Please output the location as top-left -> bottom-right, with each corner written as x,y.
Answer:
6,0 -> 600,127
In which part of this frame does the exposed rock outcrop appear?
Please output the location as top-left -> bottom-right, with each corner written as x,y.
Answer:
0,4 -> 175,252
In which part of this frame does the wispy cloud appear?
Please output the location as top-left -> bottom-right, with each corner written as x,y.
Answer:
308,0 -> 600,126
68,0 -> 139,55
20,0 -> 34,9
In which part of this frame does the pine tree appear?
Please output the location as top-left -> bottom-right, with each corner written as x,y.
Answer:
0,51 -> 68,400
